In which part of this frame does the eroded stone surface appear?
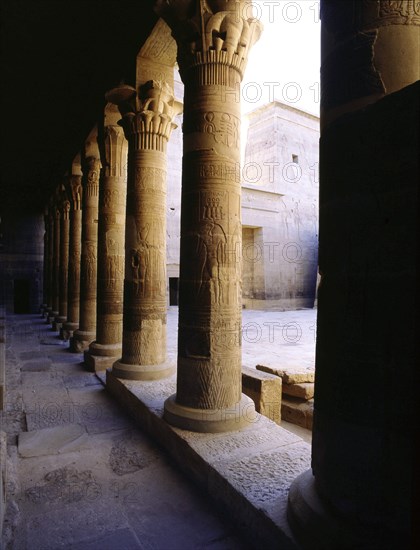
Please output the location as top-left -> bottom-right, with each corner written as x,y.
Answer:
283,382 -> 315,400
257,364 -> 315,384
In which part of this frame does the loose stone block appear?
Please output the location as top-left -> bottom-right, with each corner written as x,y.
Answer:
282,383 -> 314,401
241,366 -> 282,425
257,364 -> 315,385
281,397 -> 313,430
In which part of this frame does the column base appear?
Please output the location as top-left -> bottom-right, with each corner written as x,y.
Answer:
287,469 -> 394,550
84,342 -> 122,373
69,330 -> 95,353
52,316 -> 66,332
163,394 -> 256,433
111,359 -> 175,381
61,322 -> 78,341
43,307 -> 52,319
47,310 -> 57,324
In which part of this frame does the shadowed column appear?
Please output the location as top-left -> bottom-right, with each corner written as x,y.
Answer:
70,131 -> 101,352
288,2 -> 420,548
158,0 -> 262,432
61,159 -> 83,341
54,184 -> 70,332
84,104 -> 128,371
49,198 -> 61,324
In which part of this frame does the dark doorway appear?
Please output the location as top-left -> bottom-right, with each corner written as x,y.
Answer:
14,279 -> 31,313
169,277 -> 179,306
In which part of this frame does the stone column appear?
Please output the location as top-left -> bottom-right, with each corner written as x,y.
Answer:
50,199 -> 61,323
106,80 -> 178,380
288,2 -> 420,548
84,104 -> 128,371
61,162 -> 83,340
157,1 -> 262,432
41,209 -> 51,317
45,206 -> 55,320
70,132 -> 101,352
53,185 -> 70,331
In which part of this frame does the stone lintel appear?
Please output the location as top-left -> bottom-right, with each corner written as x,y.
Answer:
241,366 -> 282,425
103,368 -> 311,550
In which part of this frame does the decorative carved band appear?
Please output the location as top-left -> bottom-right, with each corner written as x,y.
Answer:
83,157 -> 101,197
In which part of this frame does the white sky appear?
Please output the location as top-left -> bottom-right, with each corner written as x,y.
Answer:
242,0 -> 321,116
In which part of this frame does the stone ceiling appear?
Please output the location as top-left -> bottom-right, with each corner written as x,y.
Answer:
0,0 -> 158,214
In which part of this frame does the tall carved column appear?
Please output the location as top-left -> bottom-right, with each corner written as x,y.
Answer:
54,185 -> 70,331
158,1 -> 262,432
106,79 -> 178,380
62,163 -> 83,340
50,198 -> 61,323
84,104 -> 128,371
288,2 -> 420,548
70,132 -> 101,352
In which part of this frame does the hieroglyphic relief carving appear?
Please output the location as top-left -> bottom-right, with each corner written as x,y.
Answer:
156,2 -> 261,421
379,0 -> 420,24
106,77 -> 178,378
70,135 -> 101,351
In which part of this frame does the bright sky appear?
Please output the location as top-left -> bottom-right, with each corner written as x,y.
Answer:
242,0 -> 321,116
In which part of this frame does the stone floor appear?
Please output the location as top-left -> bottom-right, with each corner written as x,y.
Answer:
1,308 -> 316,549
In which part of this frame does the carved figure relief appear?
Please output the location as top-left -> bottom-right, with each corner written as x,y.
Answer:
83,243 -> 97,283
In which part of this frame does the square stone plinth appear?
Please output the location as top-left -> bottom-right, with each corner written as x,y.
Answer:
83,352 -> 117,373
257,364 -> 315,384
104,369 -> 311,550
241,366 -> 282,424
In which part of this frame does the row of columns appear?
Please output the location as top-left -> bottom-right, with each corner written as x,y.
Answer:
39,1 -> 418,546
40,1 -> 262,434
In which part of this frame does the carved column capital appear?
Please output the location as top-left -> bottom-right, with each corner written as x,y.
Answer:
156,0 -> 262,82
68,175 -> 83,211
82,156 -> 101,197
106,80 -> 180,152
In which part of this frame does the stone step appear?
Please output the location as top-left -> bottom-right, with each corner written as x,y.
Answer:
104,369 -> 311,550
241,366 -> 282,425
281,397 -> 314,430
257,364 -> 315,384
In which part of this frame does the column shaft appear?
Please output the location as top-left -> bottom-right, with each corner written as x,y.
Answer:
70,152 -> 100,352
108,81 -> 177,380
85,111 -> 127,370
51,206 -> 60,319
62,175 -> 82,340
288,2 -> 420,547
159,1 -> 262,432
54,196 -> 70,330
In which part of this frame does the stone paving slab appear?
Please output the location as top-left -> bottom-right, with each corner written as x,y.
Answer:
18,423 -> 90,457
21,359 -> 52,372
